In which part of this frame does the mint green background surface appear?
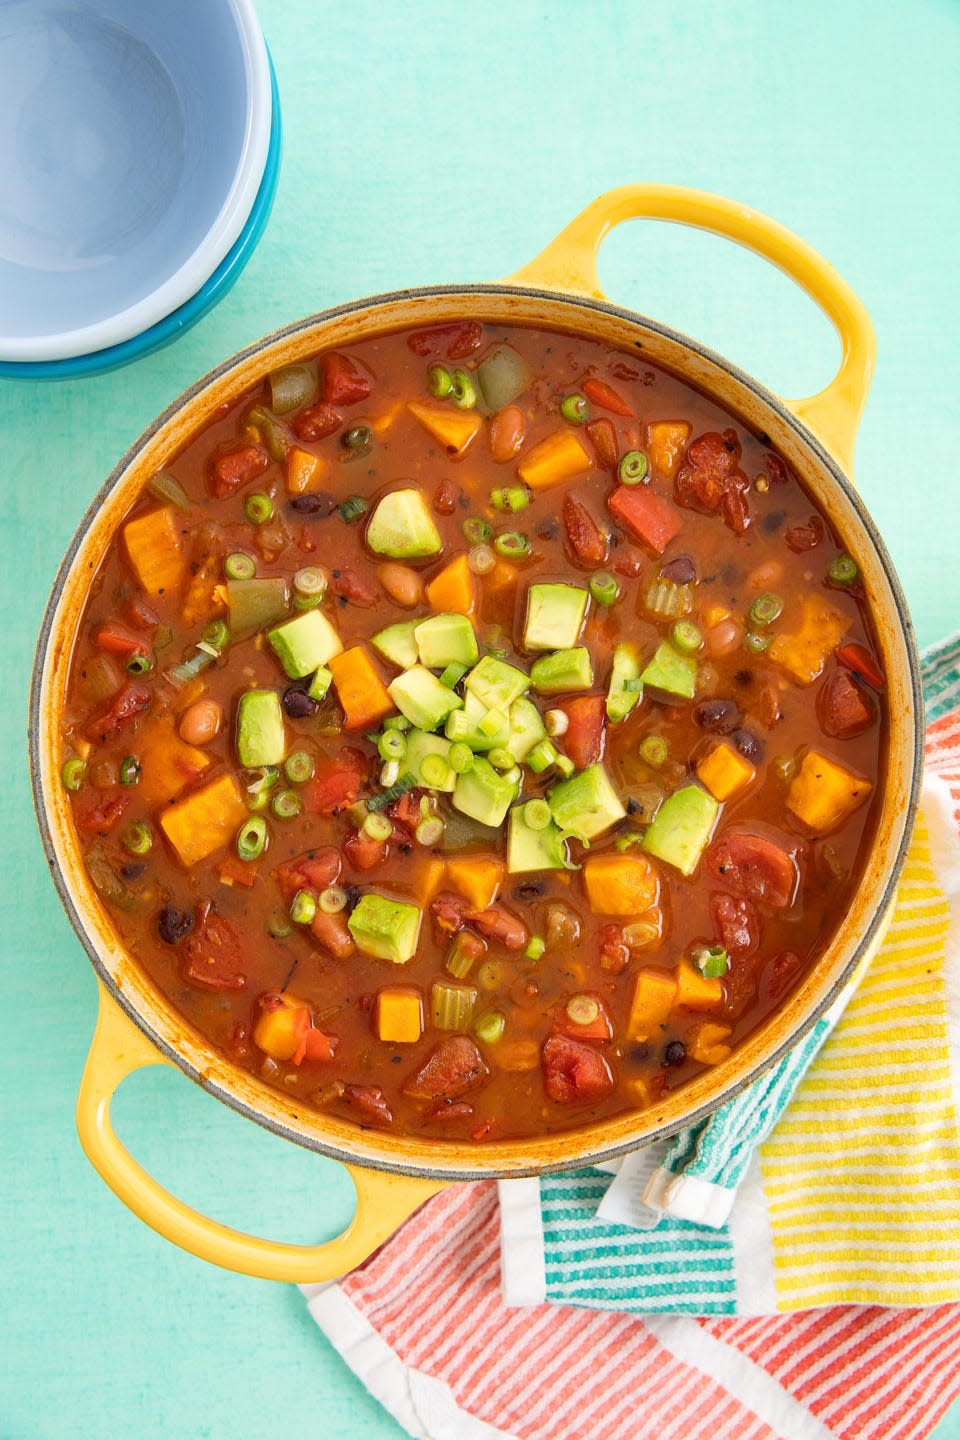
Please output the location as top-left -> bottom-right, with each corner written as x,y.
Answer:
2,2 -> 957,1436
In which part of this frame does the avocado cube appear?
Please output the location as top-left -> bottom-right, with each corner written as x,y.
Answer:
640,642 -> 697,701
548,763 -> 626,842
372,621 -> 419,670
236,690 -> 285,767
348,894 -> 422,964
607,642 -> 643,723
523,583 -> 589,651
388,665 -> 463,731
403,730 -> 456,792
366,488 -> 443,558
506,695 -> 547,762
445,690 -> 511,750
530,647 -> 594,694
268,610 -> 343,679
415,613 -> 479,670
464,655 -> 529,711
507,805 -> 570,873
453,756 -> 518,827
641,785 -> 719,876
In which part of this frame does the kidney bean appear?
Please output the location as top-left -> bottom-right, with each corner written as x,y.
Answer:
660,554 -> 697,584
489,406 -> 526,462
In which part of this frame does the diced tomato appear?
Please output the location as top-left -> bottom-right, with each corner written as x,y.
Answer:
75,792 -> 128,836
465,905 -> 528,951
275,846 -> 342,904
562,495 -> 608,566
835,642 -> 885,691
674,429 -> 751,535
216,856 -> 259,888
541,1034 -> 615,1104
388,789 -> 426,831
403,1036 -> 489,1101
210,444 -> 269,499
424,1101 -> 474,1124
784,515 -> 824,552
585,417 -> 619,471
608,483 -> 683,555
706,831 -> 798,909
124,595 -> 160,631
583,377 -> 635,417
182,907 -> 246,991
309,907 -> 355,959
599,922 -> 630,974
331,567 -> 378,606
406,320 -> 484,360
86,682 -> 152,744
304,749 -> 367,814
292,1018 -> 336,1066
343,830 -> 388,870
710,892 -> 760,956
431,891 -> 470,936
336,1084 -> 393,1127
320,352 -> 372,406
558,695 -> 606,770
94,622 -> 149,658
554,994 -> 614,1042
292,402 -> 342,442
817,669 -> 876,738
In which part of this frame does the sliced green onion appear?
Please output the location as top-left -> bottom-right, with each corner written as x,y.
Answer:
319,885 -> 348,913
267,910 -> 293,939
293,593 -> 322,611
365,773 -> 417,810
202,619 -> 230,652
338,495 -> 369,524
167,648 -> 215,688
523,799 -> 552,831
462,516 -> 491,545
552,754 -> 575,780
271,788 -> 302,820
615,832 -> 643,852
828,554 -> 858,585
561,392 -> 589,424
749,592 -> 783,627
524,935 -> 546,961
692,943 -> 729,978
378,730 -> 407,762
420,753 -> 451,789
431,980 -> 477,1030
118,756 -> 141,786
343,424 -> 372,451
745,631 -> 772,654
494,531 -> 530,559
491,485 -> 530,513
362,812 -> 393,841
380,759 -> 400,787
247,405 -> 291,463
246,766 -> 280,797
290,889 -> 317,925
448,742 -> 474,775
225,551 -> 256,581
244,492 -> 274,525
284,751 -> 315,784
416,815 -> 445,846
440,661 -> 470,690
61,758 -> 86,791
294,566 -> 328,598
121,821 -> 152,856
639,735 -> 668,768
126,653 -> 152,675
467,543 -> 496,575
527,739 -> 559,774
566,994 -> 600,1025
474,1009 -> 506,1044
147,471 -> 191,511
544,708 -> 568,738
383,715 -> 412,732
671,620 -> 703,654
773,754 -> 798,783
236,816 -> 268,861
269,363 -> 316,414
589,572 -> 619,607
622,918 -> 661,947
618,450 -> 649,485
451,369 -> 477,409
485,747 -> 513,772
428,364 -> 454,398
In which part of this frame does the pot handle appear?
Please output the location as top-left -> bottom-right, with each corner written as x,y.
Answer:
505,184 -> 876,476
77,986 -> 447,1281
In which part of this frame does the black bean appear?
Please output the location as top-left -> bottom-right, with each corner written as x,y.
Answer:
536,519 -> 560,540
290,491 -> 337,516
693,699 -> 740,733
663,1040 -> 686,1067
733,669 -> 754,688
660,554 -> 696,585
763,509 -> 786,533
732,727 -> 764,761
513,881 -> 545,901
120,862 -> 147,881
628,1043 -> 650,1064
157,904 -> 194,945
283,686 -> 319,718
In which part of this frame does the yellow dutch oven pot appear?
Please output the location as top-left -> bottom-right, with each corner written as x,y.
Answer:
31,185 -> 924,1282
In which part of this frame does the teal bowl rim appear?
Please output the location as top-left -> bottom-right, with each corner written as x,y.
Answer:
0,54 -> 282,381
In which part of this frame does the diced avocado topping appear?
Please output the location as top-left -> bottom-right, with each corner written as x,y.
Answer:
365,488 -> 443,558
506,695 -> 547,762
348,893 -> 422,964
415,613 -> 479,670
530,647 -> 594,694
453,756 -> 519,828
464,655 -> 529,711
507,805 -> 570,873
445,690 -> 511,750
388,665 -> 463,731
372,621 -> 419,669
640,641 -> 697,701
307,666 -> 333,700
547,763 -> 626,842
641,785 -> 719,876
523,583 -> 589,651
267,610 -> 343,679
403,730 -> 456,792
607,642 -> 642,722
236,690 -> 285,767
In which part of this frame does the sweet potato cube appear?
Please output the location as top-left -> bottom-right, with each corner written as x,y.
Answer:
285,446 -> 328,495
628,968 -> 678,1041
675,959 -> 723,1011
123,506 -> 186,597
786,749 -> 873,834
445,858 -> 504,911
687,1022 -> 733,1065
517,428 -> 593,490
328,646 -> 393,731
408,401 -> 483,457
159,774 -> 247,867
254,996 -> 309,1061
426,554 -> 478,616
136,716 -> 210,809
377,987 -> 424,1044
646,420 -> 691,479
769,596 -> 849,686
584,853 -> 660,915
420,859 -> 446,903
696,741 -> 755,802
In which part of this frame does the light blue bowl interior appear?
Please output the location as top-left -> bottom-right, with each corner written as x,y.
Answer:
0,0 -> 254,344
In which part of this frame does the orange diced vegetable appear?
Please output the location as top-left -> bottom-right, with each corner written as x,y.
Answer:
646,420 -> 691,479
445,858 -> 504,911
135,716 -> 210,809
376,987 -> 424,1043
328,645 -> 393,731
696,741 -> 755,802
484,560 -> 518,606
407,401 -> 483,457
492,1038 -> 541,1071
687,1022 -> 733,1065
216,855 -> 259,888
425,554 -> 478,616
627,968 -> 678,1040
768,596 -> 849,686
584,853 -> 660,915
180,553 -> 224,627
369,401 -> 403,435
254,992 -> 334,1064
675,959 -> 723,1010
159,773 -> 247,867
421,859 -> 446,903
786,749 -> 873,834
517,428 -> 593,490
702,604 -> 731,629
123,506 -> 186,597
286,446 -> 328,495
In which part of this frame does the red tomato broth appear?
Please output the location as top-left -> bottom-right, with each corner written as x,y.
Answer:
59,322 -> 885,1143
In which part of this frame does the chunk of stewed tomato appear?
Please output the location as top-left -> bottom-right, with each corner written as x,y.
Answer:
320,352 -> 372,405
182,905 -> 246,991
562,495 -> 608,566
274,847 -> 342,904
541,1034 -> 615,1104
710,892 -> 760,956
404,1036 -> 489,1101
706,831 -> 798,909
210,444 -> 268,499
304,748 -> 367,814
86,682 -> 152,745
557,694 -> 606,771
817,669 -> 876,739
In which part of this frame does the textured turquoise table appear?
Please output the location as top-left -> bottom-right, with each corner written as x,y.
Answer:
3,3 -> 957,1436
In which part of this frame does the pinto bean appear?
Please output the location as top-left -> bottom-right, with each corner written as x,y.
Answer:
178,699 -> 223,746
